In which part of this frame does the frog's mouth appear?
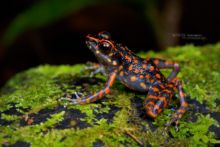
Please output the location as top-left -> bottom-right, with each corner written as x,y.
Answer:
85,35 -> 99,52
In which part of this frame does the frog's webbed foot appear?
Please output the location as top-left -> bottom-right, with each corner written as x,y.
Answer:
60,92 -> 84,107
165,78 -> 188,132
165,115 -> 180,132
82,62 -> 106,77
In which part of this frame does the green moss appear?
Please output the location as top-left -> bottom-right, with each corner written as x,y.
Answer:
0,44 -> 220,146
1,113 -> 20,121
170,114 -> 220,145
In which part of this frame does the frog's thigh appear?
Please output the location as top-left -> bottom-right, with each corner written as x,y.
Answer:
144,85 -> 171,118
148,58 -> 180,81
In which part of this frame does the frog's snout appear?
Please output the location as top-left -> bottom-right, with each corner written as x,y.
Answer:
85,35 -> 98,50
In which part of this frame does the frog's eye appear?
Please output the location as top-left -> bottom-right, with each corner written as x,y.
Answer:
98,31 -> 111,40
100,41 -> 111,50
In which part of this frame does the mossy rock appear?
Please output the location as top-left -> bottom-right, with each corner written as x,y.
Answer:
1,44 -> 220,146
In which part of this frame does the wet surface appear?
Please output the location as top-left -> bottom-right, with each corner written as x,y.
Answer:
20,106 -> 64,126
1,68 -> 220,146
0,103 -> 29,126
94,104 -> 120,124
55,108 -> 91,129
92,140 -> 105,147
2,141 -> 30,147
209,125 -> 220,143
19,106 -> 91,129
186,98 -> 209,122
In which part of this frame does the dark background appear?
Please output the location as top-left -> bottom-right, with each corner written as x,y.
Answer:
0,0 -> 219,87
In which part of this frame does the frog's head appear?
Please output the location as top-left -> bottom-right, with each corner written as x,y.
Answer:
86,31 -> 118,66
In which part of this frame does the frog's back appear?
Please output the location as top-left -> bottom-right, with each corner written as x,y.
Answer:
116,52 -> 167,92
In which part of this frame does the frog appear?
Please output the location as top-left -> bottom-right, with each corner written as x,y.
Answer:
61,31 -> 188,126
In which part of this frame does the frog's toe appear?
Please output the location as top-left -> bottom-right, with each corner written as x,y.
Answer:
89,66 -> 106,77
73,92 -> 84,99
165,119 -> 175,127
165,121 -> 172,128
60,92 -> 84,105
82,62 -> 99,70
165,117 -> 180,131
82,62 -> 106,77
59,97 -> 79,104
175,124 -> 179,132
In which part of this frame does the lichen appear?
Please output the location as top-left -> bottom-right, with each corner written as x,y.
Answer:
0,43 -> 220,146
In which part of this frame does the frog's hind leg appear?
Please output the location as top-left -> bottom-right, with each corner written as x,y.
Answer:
167,78 -> 189,126
148,58 -> 180,81
145,81 -> 188,125
144,84 -> 172,118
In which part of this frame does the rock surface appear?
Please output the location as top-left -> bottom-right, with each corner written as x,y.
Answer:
0,44 -> 220,146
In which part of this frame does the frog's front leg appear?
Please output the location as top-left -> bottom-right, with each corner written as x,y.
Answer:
61,71 -> 117,105
149,58 -> 180,81
83,62 -> 106,77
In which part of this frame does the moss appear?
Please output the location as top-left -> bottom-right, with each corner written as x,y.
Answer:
170,114 -> 219,145
0,44 -> 220,146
